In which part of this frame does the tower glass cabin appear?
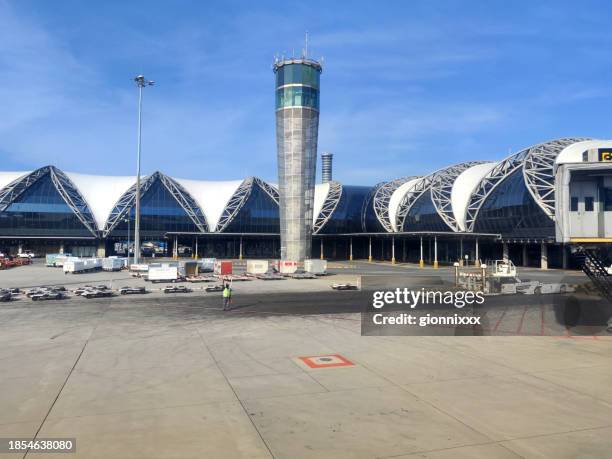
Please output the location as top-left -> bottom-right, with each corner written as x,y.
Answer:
274,58 -> 322,260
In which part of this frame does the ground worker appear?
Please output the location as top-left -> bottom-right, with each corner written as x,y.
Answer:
222,283 -> 232,311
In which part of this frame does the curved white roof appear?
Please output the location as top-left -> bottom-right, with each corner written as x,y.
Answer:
388,178 -> 421,232
0,171 -> 30,191
451,162 -> 497,231
176,178 -> 243,231
555,139 -> 612,164
313,182 -> 331,224
66,172 -> 136,230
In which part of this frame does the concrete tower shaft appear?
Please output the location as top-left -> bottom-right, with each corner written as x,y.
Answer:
274,58 -> 322,260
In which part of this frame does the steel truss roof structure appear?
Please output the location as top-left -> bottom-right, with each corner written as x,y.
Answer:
313,180 -> 342,234
0,166 -> 98,237
372,176 -> 418,232
103,171 -> 209,237
395,162 -> 478,232
215,177 -> 279,232
464,138 -> 588,232
430,161 -> 486,232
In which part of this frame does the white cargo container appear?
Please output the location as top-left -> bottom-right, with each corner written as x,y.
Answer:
199,258 -> 215,272
103,257 -> 125,271
247,260 -> 269,275
64,258 -> 102,273
278,260 -> 299,274
304,259 -> 327,275
129,264 -> 149,273
63,260 -> 85,273
54,255 -> 75,267
148,263 -> 179,282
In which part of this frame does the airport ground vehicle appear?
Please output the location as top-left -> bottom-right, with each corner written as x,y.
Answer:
331,283 -> 358,290
82,289 -> 114,299
205,285 -> 223,292
163,285 -> 192,294
18,251 -> 36,259
31,291 -> 66,301
119,286 -> 147,295
0,290 -> 13,302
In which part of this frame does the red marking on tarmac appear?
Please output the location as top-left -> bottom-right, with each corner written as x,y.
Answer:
298,354 -> 355,369
493,307 -> 508,333
516,305 -> 528,334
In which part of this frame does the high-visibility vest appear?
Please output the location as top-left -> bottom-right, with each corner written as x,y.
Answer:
223,287 -> 231,298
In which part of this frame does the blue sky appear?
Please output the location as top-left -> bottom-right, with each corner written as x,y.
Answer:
2,0 -> 612,184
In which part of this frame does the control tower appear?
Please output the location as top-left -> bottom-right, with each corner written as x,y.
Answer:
273,52 -> 322,260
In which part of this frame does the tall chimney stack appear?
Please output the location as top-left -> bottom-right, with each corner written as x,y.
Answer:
321,152 -> 333,183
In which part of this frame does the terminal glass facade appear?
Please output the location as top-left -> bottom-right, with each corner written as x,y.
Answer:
402,190 -> 450,232
473,169 -> 554,238
319,186 -> 372,234
0,174 -> 92,237
112,179 -> 199,237
222,185 -> 280,233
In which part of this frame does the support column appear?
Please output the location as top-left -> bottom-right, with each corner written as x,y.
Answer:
239,236 -> 243,260
475,238 -> 480,267
391,236 -> 396,264
195,238 -> 198,260
368,236 -> 372,262
502,242 -> 509,263
96,241 -> 106,258
522,244 -> 528,267
433,236 -> 439,269
459,238 -> 464,266
540,242 -> 548,270
320,238 -> 324,260
174,235 -> 179,259
349,237 -> 353,261
18,243 -> 23,254
562,244 -> 568,269
419,236 -> 424,268
59,242 -> 65,255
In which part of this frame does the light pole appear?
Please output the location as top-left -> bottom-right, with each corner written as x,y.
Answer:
124,217 -> 131,266
133,75 -> 154,265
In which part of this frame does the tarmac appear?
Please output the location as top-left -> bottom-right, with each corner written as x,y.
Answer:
0,261 -> 611,458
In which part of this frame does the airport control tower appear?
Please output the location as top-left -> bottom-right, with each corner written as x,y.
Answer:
273,50 -> 322,261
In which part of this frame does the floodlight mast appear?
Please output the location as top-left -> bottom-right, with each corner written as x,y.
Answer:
133,75 -> 154,265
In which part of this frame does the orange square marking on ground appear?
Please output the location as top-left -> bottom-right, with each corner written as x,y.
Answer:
298,354 -> 355,369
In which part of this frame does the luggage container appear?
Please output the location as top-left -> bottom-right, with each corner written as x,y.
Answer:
54,255 -> 75,268
46,253 -> 70,267
199,258 -> 215,273
102,257 -> 125,272
148,263 -> 180,282
247,260 -> 269,275
279,260 -> 299,274
129,264 -> 149,273
180,261 -> 199,277
232,260 -> 247,276
304,259 -> 327,275
214,260 -> 233,275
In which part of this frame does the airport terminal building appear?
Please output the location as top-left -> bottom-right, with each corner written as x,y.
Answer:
2,137 -> 612,269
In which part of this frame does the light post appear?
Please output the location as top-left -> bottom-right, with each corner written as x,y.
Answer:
124,217 -> 131,267
133,74 -> 154,265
